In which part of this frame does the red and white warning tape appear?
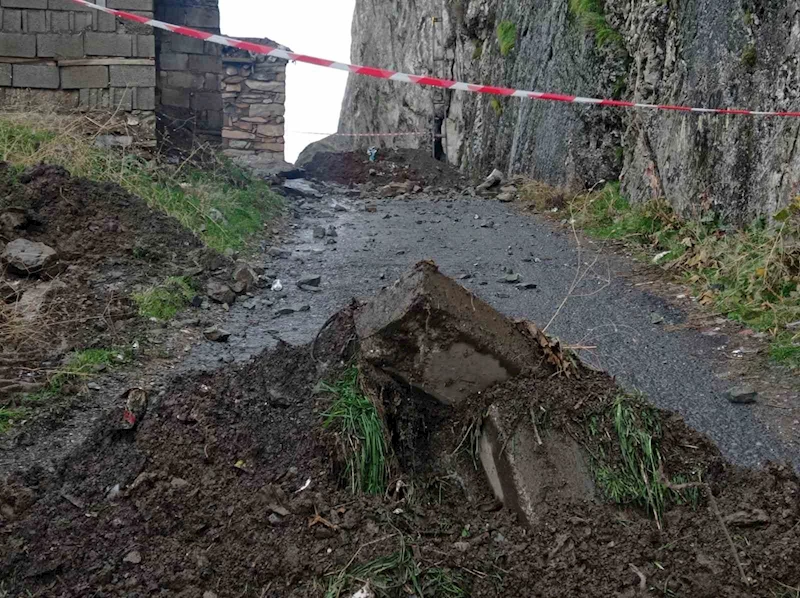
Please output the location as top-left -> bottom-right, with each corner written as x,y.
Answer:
71,0 -> 800,118
288,131 -> 429,137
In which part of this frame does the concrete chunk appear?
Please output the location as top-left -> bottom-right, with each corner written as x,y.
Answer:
12,63 -> 59,88
356,261 -> 546,406
479,402 -> 595,526
0,32 -> 36,57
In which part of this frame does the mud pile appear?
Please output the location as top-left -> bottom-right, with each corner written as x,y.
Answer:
0,164 -> 227,398
1,263 -> 799,597
301,149 -> 466,187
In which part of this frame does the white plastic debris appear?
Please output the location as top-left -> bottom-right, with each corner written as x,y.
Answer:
295,478 -> 312,493
271,279 -> 283,292
349,583 -> 375,598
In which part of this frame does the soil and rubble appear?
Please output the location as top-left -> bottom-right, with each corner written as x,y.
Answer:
2,260 -> 800,598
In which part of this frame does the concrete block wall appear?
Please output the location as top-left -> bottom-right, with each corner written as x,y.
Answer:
220,40 -> 286,162
0,0 -> 156,144
155,0 -> 222,133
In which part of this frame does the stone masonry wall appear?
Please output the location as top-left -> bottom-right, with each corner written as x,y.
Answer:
220,40 -> 286,162
155,0 -> 222,134
0,0 -> 156,144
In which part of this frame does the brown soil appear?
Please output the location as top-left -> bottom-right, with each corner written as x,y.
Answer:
2,305 -> 799,598
302,149 -> 467,188
0,163 -> 227,399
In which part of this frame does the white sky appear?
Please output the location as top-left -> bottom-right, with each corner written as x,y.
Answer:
219,0 -> 357,163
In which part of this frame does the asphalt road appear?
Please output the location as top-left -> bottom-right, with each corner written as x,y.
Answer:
185,181 -> 798,471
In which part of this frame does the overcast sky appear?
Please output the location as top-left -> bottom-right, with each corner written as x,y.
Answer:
218,0 -> 356,163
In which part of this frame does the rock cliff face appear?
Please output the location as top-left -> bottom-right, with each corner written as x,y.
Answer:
338,0 -> 800,222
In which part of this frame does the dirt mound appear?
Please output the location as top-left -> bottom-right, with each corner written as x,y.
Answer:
0,163 -> 226,398
301,149 -> 467,188
2,261 -> 800,597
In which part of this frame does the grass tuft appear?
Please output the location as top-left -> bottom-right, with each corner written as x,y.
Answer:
32,347 -> 129,400
590,395 -> 702,525
571,183 -> 800,368
322,367 -> 389,495
568,0 -> 623,48
0,114 -> 282,252
133,276 -> 197,321
496,21 -> 517,57
0,406 -> 27,434
325,538 -> 467,598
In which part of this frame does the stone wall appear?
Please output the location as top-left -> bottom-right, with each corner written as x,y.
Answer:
339,0 -> 800,224
220,40 -> 286,162
154,0 -> 222,134
0,0 -> 156,144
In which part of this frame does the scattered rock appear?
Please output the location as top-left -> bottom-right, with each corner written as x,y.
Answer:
206,280 -> 236,305
203,592 -> 218,598
242,298 -> 258,310
501,273 -> 521,283
204,326 -> 231,343
378,181 -> 413,198
273,304 -> 311,318
650,313 -> 665,325
208,208 -> 226,224
267,247 -> 290,259
283,179 -> 323,198
480,220 -> 495,229
497,192 -> 515,203
476,168 -> 504,192
327,225 -> 338,237
725,386 -> 758,404
0,208 -> 27,234
297,274 -> 322,290
2,239 -> 58,276
87,382 -> 101,391
313,226 -> 326,239
516,282 -> 537,290
170,477 -> 190,489
232,263 -> 258,293
123,551 -> 142,565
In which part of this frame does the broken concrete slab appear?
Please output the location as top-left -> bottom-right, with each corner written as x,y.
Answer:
283,179 -> 323,198
479,401 -> 595,526
355,260 -> 546,406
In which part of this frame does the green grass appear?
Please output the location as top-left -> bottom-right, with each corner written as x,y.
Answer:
0,115 -> 282,252
325,539 -> 467,598
742,43 -> 757,69
490,97 -> 504,117
496,21 -> 517,57
0,407 -> 27,434
133,276 -> 197,320
568,0 -> 623,48
322,367 -> 389,495
35,347 -> 129,399
590,396 -> 700,525
571,183 -> 800,368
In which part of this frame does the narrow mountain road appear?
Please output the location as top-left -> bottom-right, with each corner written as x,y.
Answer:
187,180 -> 799,470
3,179 -> 798,477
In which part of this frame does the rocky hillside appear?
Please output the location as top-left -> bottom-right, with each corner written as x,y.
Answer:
338,0 -> 800,223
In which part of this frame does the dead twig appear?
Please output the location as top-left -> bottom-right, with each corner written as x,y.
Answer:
629,563 -> 647,591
